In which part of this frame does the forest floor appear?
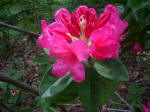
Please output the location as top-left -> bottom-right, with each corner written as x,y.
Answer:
0,40 -> 150,112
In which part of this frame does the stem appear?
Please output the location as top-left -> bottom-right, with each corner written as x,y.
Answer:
0,21 -> 39,36
115,92 -> 134,111
103,108 -> 132,112
0,73 -> 39,95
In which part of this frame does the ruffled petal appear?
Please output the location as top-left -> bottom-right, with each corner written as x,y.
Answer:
55,8 -> 71,26
103,4 -> 128,39
37,20 -> 51,48
70,62 -> 85,82
104,4 -> 119,24
48,22 -> 68,34
52,60 -> 69,78
90,29 -> 119,60
49,34 -> 70,59
37,35 -> 50,48
76,5 -> 88,20
71,40 -> 90,62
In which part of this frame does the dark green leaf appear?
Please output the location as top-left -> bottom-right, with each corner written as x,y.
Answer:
94,59 -> 129,81
79,67 -> 118,112
49,81 -> 78,104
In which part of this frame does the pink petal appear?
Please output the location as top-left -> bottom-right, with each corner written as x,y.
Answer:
41,20 -> 47,32
104,4 -> 119,25
37,35 -> 50,48
100,4 -> 128,41
55,8 -> 71,26
88,8 -> 97,24
37,20 -> 51,48
142,104 -> 150,112
49,34 -> 70,59
48,22 -> 68,34
90,29 -> 119,60
76,5 -> 88,20
48,22 -> 72,42
148,100 -> 150,108
70,62 -> 85,82
52,60 -> 69,78
71,40 -> 90,62
132,42 -> 142,54
117,19 -> 128,35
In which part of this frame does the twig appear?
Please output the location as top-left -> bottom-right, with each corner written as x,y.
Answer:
103,108 -> 132,112
0,73 -> 39,95
110,99 -> 126,106
0,21 -> 39,36
115,92 -> 134,111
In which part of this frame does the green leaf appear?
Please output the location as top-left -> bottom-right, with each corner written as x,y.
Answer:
41,74 -> 72,98
127,0 -> 149,12
39,66 -> 58,95
49,81 -> 78,104
79,68 -> 118,112
34,54 -> 50,64
94,59 -> 129,81
34,97 -> 59,112
43,48 -> 49,55
40,70 -> 78,104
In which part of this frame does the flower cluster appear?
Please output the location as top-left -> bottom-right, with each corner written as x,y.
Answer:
143,100 -> 150,112
38,4 -> 128,82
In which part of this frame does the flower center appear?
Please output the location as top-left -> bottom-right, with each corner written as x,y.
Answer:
67,15 -> 91,47
79,15 -> 87,32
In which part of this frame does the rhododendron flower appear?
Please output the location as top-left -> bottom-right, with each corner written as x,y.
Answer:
132,42 -> 142,54
38,20 -> 90,82
142,100 -> 150,112
37,4 -> 128,82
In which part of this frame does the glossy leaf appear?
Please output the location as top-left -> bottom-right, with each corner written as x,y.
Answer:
41,74 -> 72,98
94,59 -> 129,81
49,81 -> 78,104
39,66 -> 58,95
79,67 -> 118,112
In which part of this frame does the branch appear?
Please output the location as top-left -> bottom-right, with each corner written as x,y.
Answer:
0,21 -> 39,36
103,108 -> 132,112
115,92 -> 134,111
0,74 -> 39,95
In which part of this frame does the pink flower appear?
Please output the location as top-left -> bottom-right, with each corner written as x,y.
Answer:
132,42 -> 142,54
38,4 -> 128,82
48,4 -> 127,60
38,24 -> 90,82
142,100 -> 150,112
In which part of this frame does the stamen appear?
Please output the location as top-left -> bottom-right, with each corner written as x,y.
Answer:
79,15 -> 87,31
